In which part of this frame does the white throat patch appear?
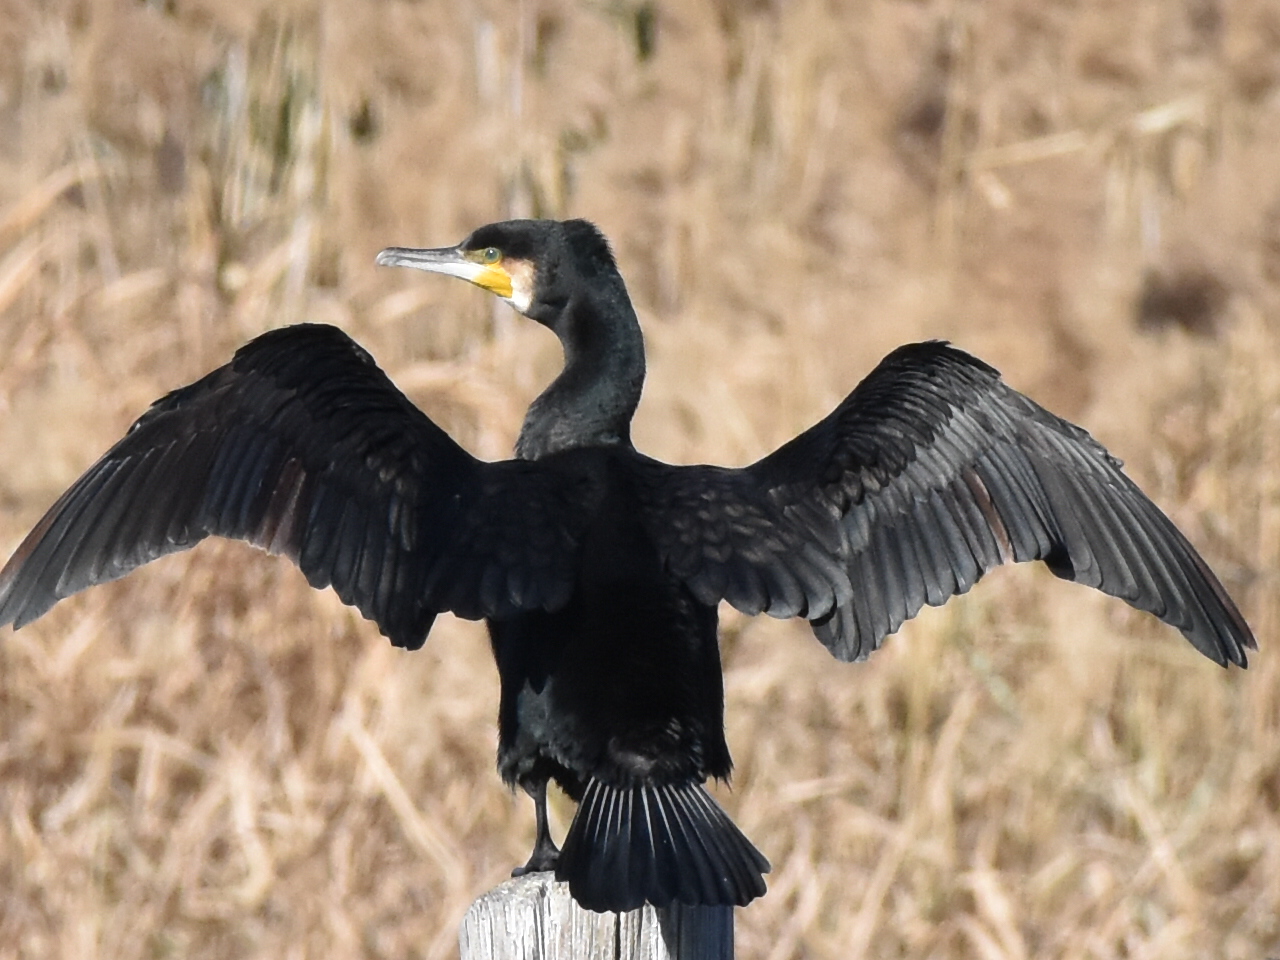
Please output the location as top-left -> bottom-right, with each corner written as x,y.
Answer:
504,258 -> 536,314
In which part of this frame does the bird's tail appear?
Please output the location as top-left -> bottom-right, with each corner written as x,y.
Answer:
555,777 -> 770,912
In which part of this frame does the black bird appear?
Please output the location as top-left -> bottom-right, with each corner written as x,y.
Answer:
0,218 -> 1254,913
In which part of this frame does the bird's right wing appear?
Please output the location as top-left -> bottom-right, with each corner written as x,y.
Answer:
0,324 -> 587,649
635,341 -> 1253,667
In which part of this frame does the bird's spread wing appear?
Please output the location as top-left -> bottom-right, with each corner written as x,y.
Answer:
0,324 -> 584,649
638,341 -> 1253,666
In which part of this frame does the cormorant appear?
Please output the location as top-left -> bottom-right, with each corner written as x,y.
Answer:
0,218 -> 1254,913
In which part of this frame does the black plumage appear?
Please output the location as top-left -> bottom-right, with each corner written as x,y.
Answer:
0,218 -> 1254,912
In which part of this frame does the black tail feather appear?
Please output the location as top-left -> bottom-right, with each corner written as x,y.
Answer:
556,778 -> 770,912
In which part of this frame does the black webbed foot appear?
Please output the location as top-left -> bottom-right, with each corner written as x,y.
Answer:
511,834 -> 560,876
512,777 -> 560,876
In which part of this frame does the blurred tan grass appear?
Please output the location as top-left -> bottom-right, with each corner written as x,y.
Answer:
1,1 -> 1279,958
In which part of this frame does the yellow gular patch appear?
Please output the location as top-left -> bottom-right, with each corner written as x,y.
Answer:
474,264 -> 514,299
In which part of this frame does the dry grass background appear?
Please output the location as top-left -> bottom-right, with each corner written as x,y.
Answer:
0,0 -> 1278,957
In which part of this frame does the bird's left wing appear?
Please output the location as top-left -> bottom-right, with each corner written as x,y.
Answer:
634,341 -> 1253,666
0,324 -> 587,649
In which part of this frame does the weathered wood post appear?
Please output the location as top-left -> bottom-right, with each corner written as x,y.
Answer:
458,873 -> 733,960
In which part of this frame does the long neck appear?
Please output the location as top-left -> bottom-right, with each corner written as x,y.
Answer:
515,289 -> 645,460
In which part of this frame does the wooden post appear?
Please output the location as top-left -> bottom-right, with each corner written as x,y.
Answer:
458,873 -> 733,960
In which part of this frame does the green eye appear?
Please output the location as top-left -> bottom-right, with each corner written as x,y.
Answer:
481,247 -> 502,264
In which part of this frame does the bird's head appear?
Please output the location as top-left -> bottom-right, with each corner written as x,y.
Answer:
376,218 -> 621,329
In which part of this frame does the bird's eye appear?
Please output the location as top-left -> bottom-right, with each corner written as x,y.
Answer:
481,247 -> 502,264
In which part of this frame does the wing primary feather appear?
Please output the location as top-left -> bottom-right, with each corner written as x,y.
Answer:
116,436 -> 200,554
1127,494 -> 1238,657
1056,466 -> 1143,600
1094,483 -> 1182,618
86,449 -> 201,586
82,449 -> 167,582
160,433 -> 221,547
56,454 -> 151,589
0,468 -> 117,626
200,425 -> 258,532
46,463 -> 139,600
